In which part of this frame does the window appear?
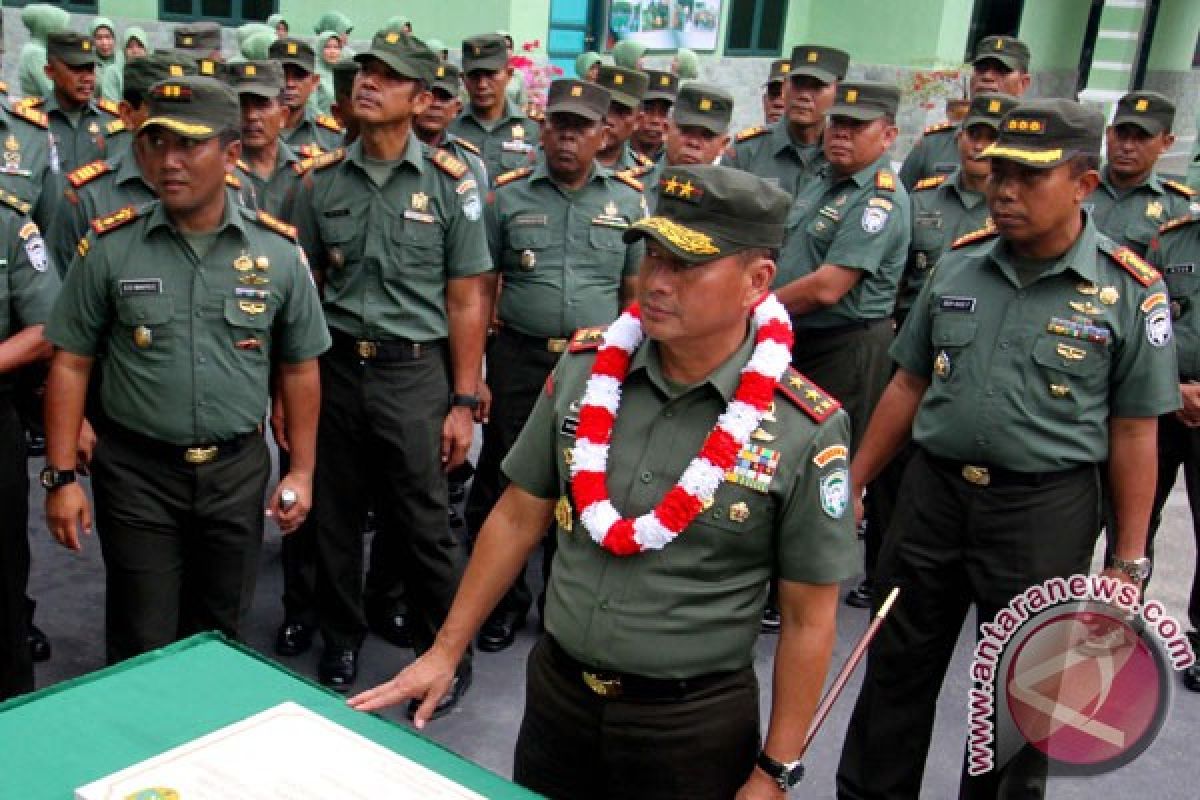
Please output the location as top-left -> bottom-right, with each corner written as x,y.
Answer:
725,0 -> 786,56
160,0 -> 275,25
964,0 -> 1025,61
6,0 -> 97,10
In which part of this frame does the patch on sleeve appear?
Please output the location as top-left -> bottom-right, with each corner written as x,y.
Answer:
861,205 -> 890,233
820,468 -> 850,518
1145,306 -> 1172,347
23,228 -> 48,272
812,444 -> 848,468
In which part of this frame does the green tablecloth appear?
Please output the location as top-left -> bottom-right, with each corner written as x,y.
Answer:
0,633 -> 539,799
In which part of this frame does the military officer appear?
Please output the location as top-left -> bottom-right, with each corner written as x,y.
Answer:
640,83 -> 733,212
1087,90 -> 1193,258
760,58 -> 789,125
229,60 -> 305,220
899,34 -> 1031,190
629,69 -> 678,164
1146,211 -> 1200,693
330,59 -> 361,143
351,165 -> 858,800
39,32 -> 130,174
173,21 -> 224,61
727,45 -> 849,198
594,66 -> 653,172
466,78 -> 646,653
837,99 -> 1179,798
42,76 -> 330,665
413,62 -> 489,189
0,72 -> 59,237
290,32 -> 492,707
269,38 -> 345,155
0,193 -> 58,701
450,33 -> 540,183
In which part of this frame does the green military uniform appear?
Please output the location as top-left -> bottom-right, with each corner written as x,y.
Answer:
270,37 -> 345,156
727,45 -> 849,197
422,63 -> 491,189
0,100 -> 59,234
0,195 -> 58,700
228,60 -> 307,221
593,66 -> 650,173
43,77 -> 331,665
291,34 -> 492,682
839,100 -> 1182,799
630,69 -> 678,164
498,164 -> 857,800
40,33 -> 131,174
450,34 -> 539,182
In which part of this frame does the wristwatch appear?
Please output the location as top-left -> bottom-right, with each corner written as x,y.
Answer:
756,750 -> 804,791
1110,556 -> 1153,582
450,393 -> 481,410
39,466 -> 77,492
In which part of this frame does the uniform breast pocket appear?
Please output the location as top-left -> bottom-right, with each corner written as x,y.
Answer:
805,214 -> 837,254
505,226 -> 551,273
930,315 -> 978,384
499,146 -> 532,170
910,223 -> 945,271
1165,270 -> 1200,320
1030,333 -> 1108,418
223,296 -> 272,362
317,215 -> 363,272
588,222 -> 626,253
115,294 -> 175,360
396,216 -> 445,268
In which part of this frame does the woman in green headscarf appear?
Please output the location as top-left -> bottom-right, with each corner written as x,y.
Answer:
575,51 -> 603,81
91,17 -> 122,101
612,38 -> 646,69
267,13 -> 289,39
310,30 -> 342,116
234,22 -> 275,61
99,25 -> 151,102
18,3 -> 69,99
380,16 -> 413,35
673,47 -> 699,80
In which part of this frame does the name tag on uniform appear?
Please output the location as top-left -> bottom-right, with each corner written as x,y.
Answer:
934,162 -> 956,173
322,208 -> 351,218
118,278 -> 162,296
403,209 -> 436,223
592,215 -> 628,229
939,295 -> 976,312
502,140 -> 533,153
915,212 -> 942,228
1166,263 -> 1195,274
515,214 -> 548,227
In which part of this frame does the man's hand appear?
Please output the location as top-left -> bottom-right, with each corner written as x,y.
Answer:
1176,383 -> 1200,427
441,406 -> 473,471
270,392 -> 289,453
348,645 -> 459,730
76,417 -> 97,474
735,767 -> 787,800
266,471 -> 311,534
46,483 -> 92,552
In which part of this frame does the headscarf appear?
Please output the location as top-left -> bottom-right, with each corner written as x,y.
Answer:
313,12 -> 353,38
18,4 -> 70,99
613,38 -> 646,69
267,13 -> 288,34
310,30 -> 341,116
575,51 -> 602,80
380,16 -> 412,35
100,25 -> 150,101
236,24 -> 276,61
674,47 -> 700,80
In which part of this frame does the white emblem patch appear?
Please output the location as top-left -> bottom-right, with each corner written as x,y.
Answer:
820,468 -> 849,519
861,206 -> 888,234
462,191 -> 482,222
1146,307 -> 1172,348
24,234 -> 48,272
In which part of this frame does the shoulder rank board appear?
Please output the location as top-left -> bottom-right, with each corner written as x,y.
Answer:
96,97 -> 121,117
914,174 -> 948,192
430,148 -> 468,180
923,120 -> 955,135
614,170 -> 645,192
952,223 -> 999,250
495,165 -> 534,187
1102,239 -> 1160,287
875,169 -> 896,191
8,103 -> 48,129
256,209 -> 297,241
225,173 -> 242,190
735,125 -> 769,143
1163,179 -> 1196,198
91,205 -> 139,236
293,147 -> 346,175
777,369 -> 841,423
568,326 -> 606,353
454,137 -> 481,156
0,191 -> 31,216
1159,213 -> 1200,236
67,160 -> 112,189
106,119 -> 126,136
316,114 -> 344,133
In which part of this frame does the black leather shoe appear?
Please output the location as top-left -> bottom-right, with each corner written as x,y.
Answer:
407,664 -> 472,722
477,610 -> 525,652
1184,663 -> 1200,693
274,620 -> 315,657
367,610 -> 411,648
760,606 -> 781,633
28,623 -> 51,663
318,647 -> 358,693
844,580 -> 873,609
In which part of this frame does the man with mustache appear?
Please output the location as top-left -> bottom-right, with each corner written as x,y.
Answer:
594,66 -> 655,172
38,32 -> 129,173
727,45 -> 848,198
229,60 -> 305,221
269,38 -> 344,156
413,62 -> 488,190
629,69 -> 678,164
466,78 -> 646,654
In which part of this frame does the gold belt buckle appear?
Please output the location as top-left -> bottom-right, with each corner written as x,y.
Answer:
582,671 -> 622,698
961,465 -> 990,486
356,340 -> 377,359
184,445 -> 219,465
547,337 -> 568,353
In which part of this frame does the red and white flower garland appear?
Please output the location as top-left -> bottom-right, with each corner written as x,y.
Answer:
569,294 -> 794,556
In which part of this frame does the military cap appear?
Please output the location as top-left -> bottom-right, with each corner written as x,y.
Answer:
596,65 -> 649,109
982,99 -> 1104,168
269,37 -> 316,73
430,62 -> 462,96
972,35 -> 1031,73
643,69 -> 679,103
174,21 -> 222,54
124,51 -> 198,95
673,82 -> 733,134
625,165 -> 790,263
787,44 -> 849,85
332,59 -> 360,100
355,31 -> 439,85
1112,90 -> 1175,136
462,34 -> 508,73
962,92 -> 1020,131
765,58 -> 790,86
228,60 -> 284,98
829,80 -> 900,121
47,32 -> 98,68
139,76 -> 240,140
426,38 -> 449,58
544,78 -> 610,122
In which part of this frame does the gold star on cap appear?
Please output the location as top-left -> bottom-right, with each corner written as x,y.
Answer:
846,89 -> 858,103
182,36 -> 194,46
699,97 -> 712,111
245,65 -> 257,76
988,99 -> 1001,113
287,42 -> 298,55
1135,98 -> 1149,112
781,62 -> 790,71
807,50 -> 818,62
386,32 -> 399,43
571,85 -> 583,96
473,45 -> 482,56
437,66 -> 446,77
614,74 -> 624,85
995,38 -> 1005,50
660,75 -> 670,85
82,40 -> 91,51
169,65 -> 183,76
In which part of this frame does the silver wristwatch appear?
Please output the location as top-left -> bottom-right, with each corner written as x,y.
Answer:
1110,556 -> 1152,582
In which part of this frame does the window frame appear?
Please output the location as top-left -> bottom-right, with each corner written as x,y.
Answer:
724,0 -> 788,57
159,0 -> 276,26
5,0 -> 98,10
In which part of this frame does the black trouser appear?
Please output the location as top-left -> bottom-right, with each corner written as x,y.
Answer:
514,635 -> 760,800
837,449 -> 1101,799
0,396 -> 33,700
1147,413 -> 1200,632
91,426 -> 270,665
465,329 -> 561,618
313,340 -> 469,659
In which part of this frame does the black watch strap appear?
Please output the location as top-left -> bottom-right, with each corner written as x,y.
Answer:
40,466 -> 77,491
450,393 -> 481,410
756,750 -> 804,791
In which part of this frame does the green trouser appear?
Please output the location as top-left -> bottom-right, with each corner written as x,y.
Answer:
91,425 -> 270,665
0,396 -> 32,700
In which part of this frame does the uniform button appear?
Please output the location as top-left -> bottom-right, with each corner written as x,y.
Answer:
975,435 -> 986,445
640,471 -> 652,483
195,310 -> 203,318
599,601 -> 609,611
197,357 -> 206,365
999,341 -> 1010,350
985,389 -> 994,397
663,409 -> 674,418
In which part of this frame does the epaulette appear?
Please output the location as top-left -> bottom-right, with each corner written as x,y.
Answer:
292,147 -> 345,175
15,97 -> 43,109
875,169 -> 896,191
453,136 -> 480,156
526,106 -> 544,123
952,223 -> 999,250
923,120 -> 955,135
295,143 -> 324,159
914,174 -> 948,191
614,170 -> 645,192
236,159 -> 251,172
66,160 -> 112,189
315,113 -> 344,133
1159,213 -> 1200,236
96,98 -> 121,117
430,148 -> 468,180
225,173 -> 242,190
105,119 -> 126,136
91,205 -> 140,236
1163,179 -> 1196,198
8,103 -> 47,129
0,191 -> 31,216
735,125 -> 769,143
255,209 -> 297,241
567,326 -> 606,353
495,165 -> 534,187
1099,237 -> 1160,287
0,81 -> 8,95
776,369 -> 841,423
633,150 -> 655,168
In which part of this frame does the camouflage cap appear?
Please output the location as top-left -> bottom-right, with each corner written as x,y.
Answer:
124,51 -> 198,95
642,69 -> 679,103
625,165 -> 790,264
228,60 -> 285,99
596,65 -> 648,109
461,33 -> 508,73
430,61 -> 462,96
972,35 -> 1031,73
355,31 -> 439,85
269,37 -> 316,73
962,92 -> 1020,131
140,76 -> 240,140
544,78 -> 610,122
1112,90 -> 1175,136
787,45 -> 849,85
983,99 -> 1104,168
174,21 -> 223,55
47,32 -> 98,68
672,82 -> 733,134
829,80 -> 900,121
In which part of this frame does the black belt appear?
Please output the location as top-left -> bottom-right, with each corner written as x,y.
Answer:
922,450 -> 1089,488
793,317 -> 891,339
497,325 -> 570,353
330,329 -> 441,363
544,635 -> 735,700
107,421 -> 260,466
